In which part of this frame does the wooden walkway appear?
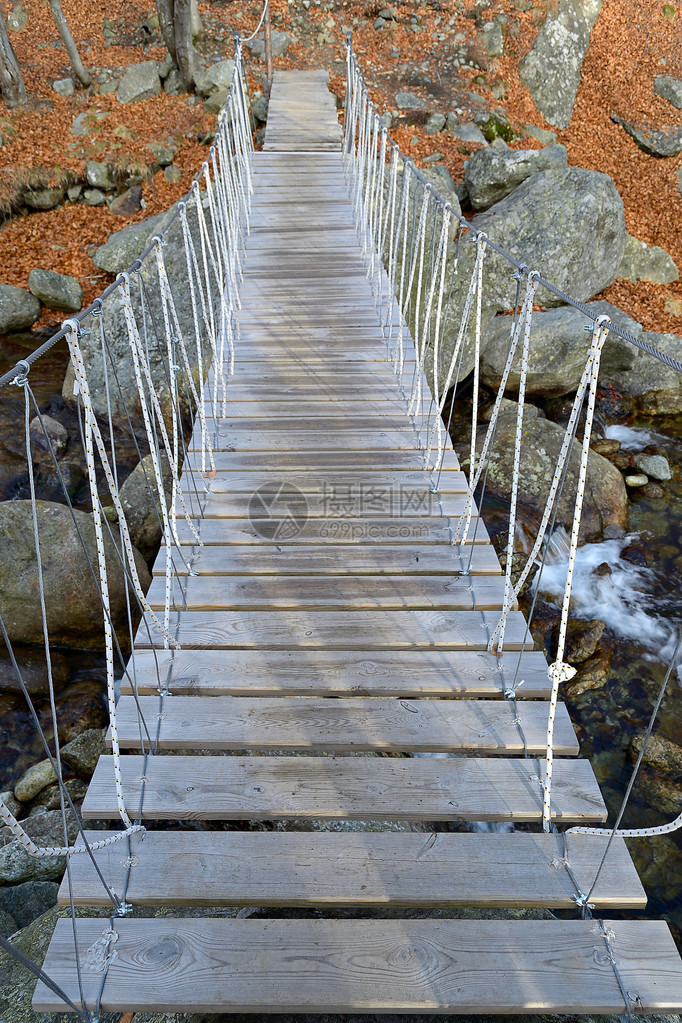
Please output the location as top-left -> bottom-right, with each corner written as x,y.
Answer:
36,70 -> 682,1016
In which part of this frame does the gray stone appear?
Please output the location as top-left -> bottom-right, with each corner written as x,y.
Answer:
480,300 -> 642,399
119,452 -> 173,560
164,67 -> 189,95
28,269 -> 82,313
0,809 -> 77,884
116,61 -> 161,104
524,124 -> 558,144
472,167 -> 626,310
70,110 -> 91,136
85,159 -> 114,190
91,209 -> 169,274
29,412 -> 68,457
654,74 -> 682,109
0,647 -> 69,696
108,184 -> 143,216
379,111 -> 393,130
0,790 -> 21,818
424,112 -> 446,135
0,283 -> 41,332
464,142 -> 567,210
66,184 -> 82,201
98,79 -> 118,94
604,330 -> 682,414
520,0 -> 602,129
632,453 -> 672,481
60,728 -> 107,777
0,882 -> 58,930
395,90 -> 426,111
194,59 -> 235,97
14,761 -> 58,803
251,93 -> 269,123
164,165 -> 182,184
7,5 -> 27,31
0,908 -> 17,939
24,185 -> 65,211
374,16 -> 386,29
625,473 -> 648,488
419,164 -> 461,210
147,139 -> 178,167
52,77 -> 74,97
0,501 -> 150,648
83,187 -> 106,206
612,113 -> 682,157
158,53 -> 176,80
482,20 -> 504,57
618,233 -> 679,284
205,88 -> 228,115
246,30 -> 291,58
448,119 -> 487,145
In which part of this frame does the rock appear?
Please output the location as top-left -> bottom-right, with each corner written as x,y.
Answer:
164,67 -> 188,95
91,209 -> 168,274
480,300 -> 642,398
0,500 -> 151,648
520,0 -> 602,129
396,90 -> 426,111
194,59 -> 235,97
60,727 -> 107,777
52,78 -> 74,97
629,732 -> 682,775
563,651 -> 610,696
246,30 -> 291,58
163,165 -> 182,184
424,112 -> 446,135
629,833 -> 682,904
640,481 -> 665,499
617,233 -> 678,284
14,760 -> 58,803
116,61 -> 161,104
625,473 -> 648,487
632,453 -> 671,481
55,679 -> 108,743
448,119 -> 487,145
419,164 -> 462,211
654,74 -> 682,109
0,283 -> 41,333
83,187 -> 106,206
374,16 -> 386,29
147,139 -> 178,167
29,412 -> 68,457
482,20 -> 504,57
464,142 -> 567,210
0,791 -> 21,818
0,645 -> 69,696
205,88 -> 228,115
27,269 -> 82,313
66,184 -> 81,201
456,402 -> 628,541
24,185 -> 65,211
0,908 -> 17,939
70,110 -> 91,136
605,330 -> 682,414
31,778 -> 88,811
472,167 -> 626,310
108,184 -> 143,216
85,159 -> 114,190
0,882 -> 58,930
564,618 -> 605,663
118,452 -> 173,560
98,79 -> 118,95
7,5 -> 27,30
524,124 -> 557,144
252,93 -> 269,123
611,113 -> 682,157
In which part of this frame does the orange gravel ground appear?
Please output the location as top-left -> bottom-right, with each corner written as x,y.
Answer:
2,0 -> 682,334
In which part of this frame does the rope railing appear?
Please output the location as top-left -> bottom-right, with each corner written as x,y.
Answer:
344,36 -> 682,851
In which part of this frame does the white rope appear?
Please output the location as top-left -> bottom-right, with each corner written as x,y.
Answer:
242,0 -> 269,43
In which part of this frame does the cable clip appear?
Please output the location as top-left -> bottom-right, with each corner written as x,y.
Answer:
10,359 -> 30,387
114,901 -> 133,918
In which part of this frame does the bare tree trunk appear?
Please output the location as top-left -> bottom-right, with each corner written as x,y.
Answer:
47,0 -> 90,87
190,0 -> 202,40
174,0 -> 196,89
0,9 -> 26,107
156,0 -> 176,62
263,1 -> 273,97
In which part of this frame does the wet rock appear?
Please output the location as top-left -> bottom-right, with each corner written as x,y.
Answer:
473,168 -> 625,310
29,413 -> 68,458
0,646 -> 69,696
60,727 -> 107,777
632,453 -> 671,481
83,187 -> 106,205
396,90 -> 426,111
424,112 -> 446,135
0,501 -> 151,648
109,184 -> 143,216
654,74 -> 682,109
563,651 -> 610,697
0,881 -> 58,931
464,142 -> 567,210
618,233 -> 678,284
55,679 -> 107,743
117,61 -> 161,104
164,67 -> 188,95
27,269 -> 82,313
52,78 -> 74,97
628,833 -> 682,903
0,808 -> 77,883
639,481 -> 665,499
85,159 -> 114,190
564,618 -> 605,663
520,0 -> 603,129
14,760 -> 58,803
612,113 -> 682,157
147,139 -> 178,167
24,185 -> 65,211
590,438 -> 620,457
625,473 -> 648,487
194,59 -> 235,97
0,283 -> 41,333
635,769 -> 682,818
629,733 -> 682,775
119,452 -> 173,560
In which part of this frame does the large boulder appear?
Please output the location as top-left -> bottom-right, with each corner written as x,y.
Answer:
194,59 -> 235,98
91,209 -> 169,274
472,167 -> 626,310
464,142 -> 567,210
604,330 -> 682,414
480,300 -> 643,398
520,0 -> 602,129
455,402 -> 628,542
119,452 -> 173,560
0,283 -> 41,332
617,233 -> 678,284
116,61 -> 161,104
0,809 -> 78,885
27,269 -> 82,312
0,500 -> 150,648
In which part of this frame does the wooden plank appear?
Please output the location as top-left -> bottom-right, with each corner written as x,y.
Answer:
195,451 -> 461,471
147,574 -> 507,611
121,647 -> 549,698
179,490 -> 469,517
82,755 -> 606,823
180,470 -> 470,494
111,695 -> 576,755
57,830 -> 647,909
34,918 -> 682,1014
135,608 -> 528,650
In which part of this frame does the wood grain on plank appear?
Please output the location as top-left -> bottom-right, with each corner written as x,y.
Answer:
168,517 -> 488,546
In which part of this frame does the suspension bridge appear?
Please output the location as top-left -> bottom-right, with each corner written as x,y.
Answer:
0,41 -> 680,1019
